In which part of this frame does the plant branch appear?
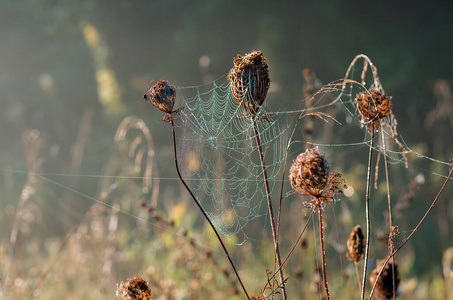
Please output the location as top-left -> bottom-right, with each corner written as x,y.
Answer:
170,117 -> 250,299
318,206 -> 331,300
361,125 -> 374,300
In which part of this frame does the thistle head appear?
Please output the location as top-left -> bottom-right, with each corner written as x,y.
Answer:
144,79 -> 176,114
227,50 -> 270,115
354,88 -> 392,131
116,276 -> 151,300
346,225 -> 365,262
369,259 -> 400,300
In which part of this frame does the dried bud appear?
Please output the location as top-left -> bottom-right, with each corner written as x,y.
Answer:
369,260 -> 400,300
289,148 -> 329,198
116,276 -> 151,300
227,50 -> 270,115
354,89 -> 392,131
144,80 -> 176,114
346,225 -> 365,262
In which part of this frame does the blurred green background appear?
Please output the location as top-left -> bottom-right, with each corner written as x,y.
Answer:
1,0 -> 453,299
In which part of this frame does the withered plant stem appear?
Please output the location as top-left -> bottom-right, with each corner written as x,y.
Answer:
318,206 -> 331,300
170,117 -> 250,300
361,125 -> 374,300
354,261 -> 362,292
252,119 -> 287,300
381,126 -> 396,300
369,159 -> 453,299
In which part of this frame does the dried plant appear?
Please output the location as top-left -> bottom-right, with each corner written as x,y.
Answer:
228,50 -> 270,115
289,147 -> 345,300
346,225 -> 365,291
144,79 -> 176,116
369,260 -> 400,300
347,225 -> 365,263
354,89 -> 392,132
341,54 -> 409,300
228,50 -> 287,299
289,148 -> 345,209
117,276 -> 152,300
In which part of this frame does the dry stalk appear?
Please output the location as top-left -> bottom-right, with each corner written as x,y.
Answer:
361,124 -> 374,300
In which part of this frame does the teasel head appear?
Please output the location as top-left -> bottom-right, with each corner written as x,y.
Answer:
144,79 -> 176,120
289,148 -> 346,208
346,225 -> 365,262
369,259 -> 400,300
227,50 -> 270,115
116,276 -> 151,300
354,88 -> 392,131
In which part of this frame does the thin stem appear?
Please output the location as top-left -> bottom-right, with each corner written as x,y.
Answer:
354,261 -> 362,292
381,127 -> 396,300
170,117 -> 249,299
361,125 -> 374,300
370,161 -> 453,299
252,119 -> 287,300
318,206 -> 330,300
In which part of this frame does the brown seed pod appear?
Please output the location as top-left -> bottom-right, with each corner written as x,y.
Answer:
346,225 -> 365,262
116,276 -> 151,300
227,50 -> 270,115
354,89 -> 392,131
369,260 -> 400,300
144,79 -> 176,114
289,148 -> 329,198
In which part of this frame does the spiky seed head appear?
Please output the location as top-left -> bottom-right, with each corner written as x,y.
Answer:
227,50 -> 270,115
289,148 -> 329,198
369,260 -> 400,300
346,225 -> 365,262
354,89 -> 392,131
144,80 -> 176,114
116,276 -> 151,300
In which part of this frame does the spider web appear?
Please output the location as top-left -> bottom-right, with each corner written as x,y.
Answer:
168,59 -> 451,247
173,77 -> 291,245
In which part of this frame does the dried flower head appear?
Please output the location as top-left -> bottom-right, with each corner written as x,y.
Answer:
227,50 -> 270,115
116,276 -> 151,300
289,148 -> 346,208
346,225 -> 365,262
144,79 -> 176,114
369,260 -> 400,300
290,148 -> 329,197
354,89 -> 392,131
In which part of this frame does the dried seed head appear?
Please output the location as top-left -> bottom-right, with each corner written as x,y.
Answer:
227,50 -> 270,115
144,80 -> 176,114
354,89 -> 392,131
289,148 -> 329,198
289,148 -> 346,208
369,260 -> 400,300
346,225 -> 365,262
116,276 -> 151,300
